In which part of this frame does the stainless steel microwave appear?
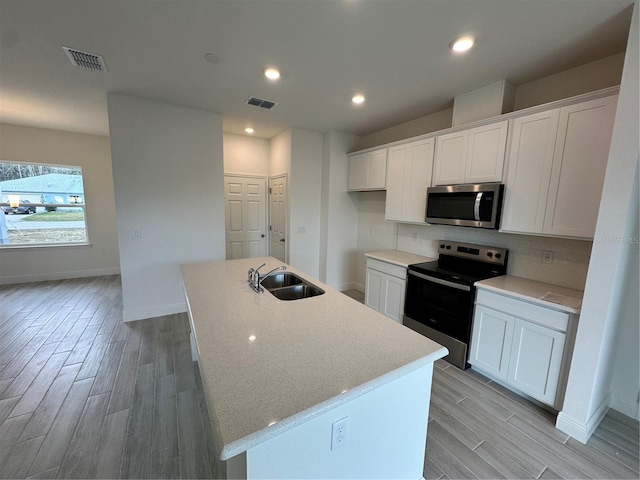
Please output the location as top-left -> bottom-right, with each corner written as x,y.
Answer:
425,183 -> 504,229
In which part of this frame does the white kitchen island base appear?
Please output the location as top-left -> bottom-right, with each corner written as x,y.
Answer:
182,257 -> 447,480
221,364 -> 433,479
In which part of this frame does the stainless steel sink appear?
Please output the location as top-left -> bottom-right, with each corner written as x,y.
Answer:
267,284 -> 325,301
260,272 -> 305,290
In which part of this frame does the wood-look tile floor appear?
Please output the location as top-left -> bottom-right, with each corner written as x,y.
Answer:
0,278 -> 636,479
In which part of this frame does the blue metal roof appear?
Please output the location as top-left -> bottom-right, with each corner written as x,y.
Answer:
0,173 -> 84,195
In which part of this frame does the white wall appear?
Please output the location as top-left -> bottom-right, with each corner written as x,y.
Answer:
397,224 -> 592,291
514,53 -> 625,111
289,128 -> 323,278
610,164 -> 639,419
557,1 -> 639,441
107,94 -> 225,322
354,108 -> 453,151
0,123 -> 120,284
320,131 -> 360,289
354,192 -> 398,289
223,133 -> 270,177
270,130 -> 292,177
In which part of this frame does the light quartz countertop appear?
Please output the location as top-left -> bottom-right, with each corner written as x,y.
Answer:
475,275 -> 584,314
181,257 -> 447,461
365,250 -> 436,267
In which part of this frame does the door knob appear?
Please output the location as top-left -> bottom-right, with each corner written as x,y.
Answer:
261,234 -> 265,238
280,238 -> 285,243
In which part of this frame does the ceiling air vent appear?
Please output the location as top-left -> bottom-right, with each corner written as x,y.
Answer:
246,96 -> 277,110
62,46 -> 108,72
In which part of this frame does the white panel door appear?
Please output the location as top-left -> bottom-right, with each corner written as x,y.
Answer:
500,110 -> 560,234
543,95 -> 618,238
507,319 -> 566,406
469,305 -> 514,381
224,176 -> 267,260
269,175 -> 288,263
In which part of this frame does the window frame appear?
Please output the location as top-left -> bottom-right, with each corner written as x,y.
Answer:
0,161 -> 90,248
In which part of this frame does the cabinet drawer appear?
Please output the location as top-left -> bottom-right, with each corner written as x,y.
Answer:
475,289 -> 569,332
366,258 -> 407,279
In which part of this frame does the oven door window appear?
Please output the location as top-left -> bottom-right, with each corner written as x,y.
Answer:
404,274 -> 474,342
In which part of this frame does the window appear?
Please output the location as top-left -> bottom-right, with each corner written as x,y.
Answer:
0,162 -> 88,246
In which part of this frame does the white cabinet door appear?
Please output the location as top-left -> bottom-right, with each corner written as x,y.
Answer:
382,275 -> 406,323
347,149 -> 387,191
385,139 -> 434,223
384,146 -> 408,220
465,121 -> 508,183
500,110 -> 560,234
365,268 -> 384,312
433,131 -> 467,185
368,149 -> 388,190
347,153 -> 368,191
543,95 -> 617,238
469,305 -> 514,381
433,121 -> 507,186
507,319 -> 566,406
365,262 -> 407,324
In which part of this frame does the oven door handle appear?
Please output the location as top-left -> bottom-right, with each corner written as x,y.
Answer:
408,270 -> 471,291
474,192 -> 483,221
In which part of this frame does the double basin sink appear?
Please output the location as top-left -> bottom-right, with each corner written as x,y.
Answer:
261,272 -> 325,301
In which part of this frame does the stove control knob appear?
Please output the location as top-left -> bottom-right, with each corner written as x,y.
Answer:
487,252 -> 493,258
446,245 -> 451,249
440,244 -> 445,249
495,253 -> 502,259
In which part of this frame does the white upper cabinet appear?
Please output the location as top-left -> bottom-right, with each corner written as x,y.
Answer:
543,96 -> 617,238
433,120 -> 508,185
347,148 -> 387,191
501,95 -> 617,239
385,138 -> 435,223
501,110 -> 560,234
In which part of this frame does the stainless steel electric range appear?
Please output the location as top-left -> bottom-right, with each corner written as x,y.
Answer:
403,241 -> 508,369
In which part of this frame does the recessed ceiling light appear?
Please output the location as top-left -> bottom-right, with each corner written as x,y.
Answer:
352,94 -> 365,104
450,36 -> 475,53
264,68 -> 281,80
244,127 -> 255,134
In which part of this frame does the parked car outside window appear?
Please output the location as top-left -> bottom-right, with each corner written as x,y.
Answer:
2,199 -> 36,214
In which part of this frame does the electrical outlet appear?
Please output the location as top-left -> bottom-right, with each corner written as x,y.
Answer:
133,229 -> 142,240
331,416 -> 349,450
542,251 -> 554,264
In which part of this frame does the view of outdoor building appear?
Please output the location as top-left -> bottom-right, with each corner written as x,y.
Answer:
0,162 -> 88,246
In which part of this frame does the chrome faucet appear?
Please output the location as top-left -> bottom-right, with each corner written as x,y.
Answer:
249,263 -> 286,293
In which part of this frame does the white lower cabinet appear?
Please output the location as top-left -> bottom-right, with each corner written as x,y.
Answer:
470,289 -> 572,408
365,258 -> 406,323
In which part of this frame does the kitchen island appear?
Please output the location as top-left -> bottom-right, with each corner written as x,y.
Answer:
181,257 -> 447,479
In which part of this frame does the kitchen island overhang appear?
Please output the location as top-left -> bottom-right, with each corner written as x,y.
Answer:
181,257 -> 448,479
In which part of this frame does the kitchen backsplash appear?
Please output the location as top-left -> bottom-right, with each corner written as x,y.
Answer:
397,223 -> 592,291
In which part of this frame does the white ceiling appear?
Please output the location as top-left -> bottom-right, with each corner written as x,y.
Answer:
0,0 -> 633,139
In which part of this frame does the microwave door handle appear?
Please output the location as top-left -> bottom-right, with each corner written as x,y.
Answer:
474,192 -> 483,221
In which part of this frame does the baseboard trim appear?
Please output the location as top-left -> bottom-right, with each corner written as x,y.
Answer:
0,267 -> 121,285
123,302 -> 187,322
556,393 -> 611,443
333,281 -> 360,292
610,393 -> 640,420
